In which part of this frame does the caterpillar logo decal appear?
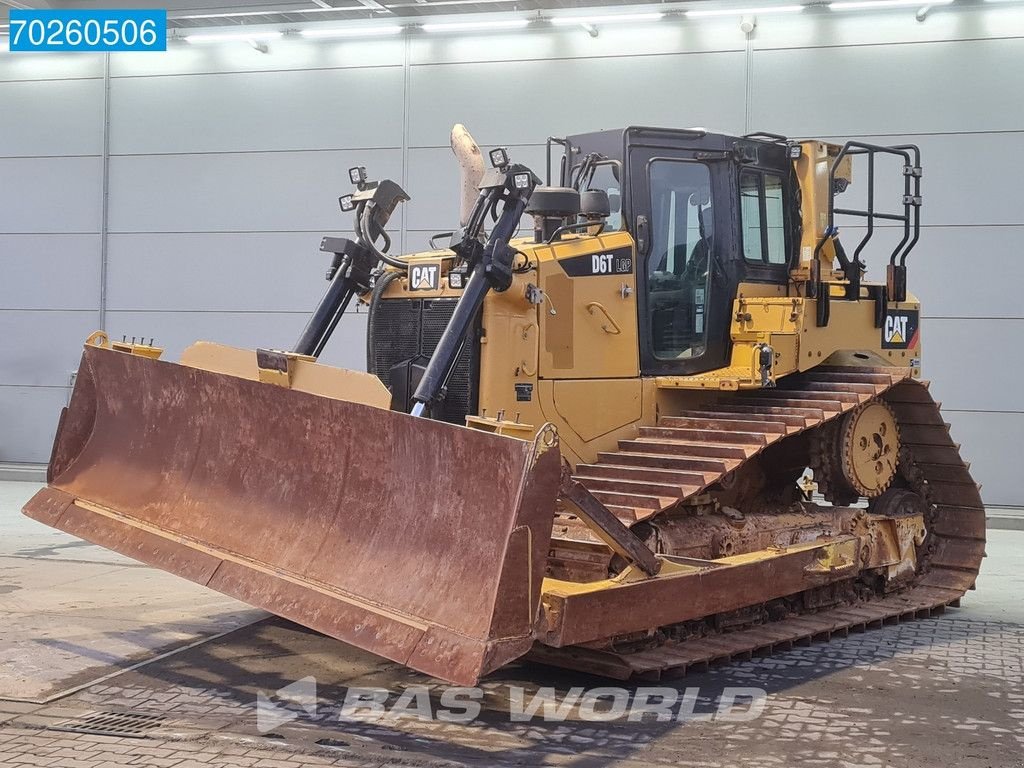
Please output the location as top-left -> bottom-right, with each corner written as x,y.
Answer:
558,246 -> 633,277
409,261 -> 441,291
882,309 -> 920,349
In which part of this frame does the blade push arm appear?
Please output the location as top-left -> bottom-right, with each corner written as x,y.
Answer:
410,163 -> 539,417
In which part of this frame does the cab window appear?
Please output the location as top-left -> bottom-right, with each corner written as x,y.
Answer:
580,161 -> 623,230
647,159 -> 713,361
740,170 -> 788,266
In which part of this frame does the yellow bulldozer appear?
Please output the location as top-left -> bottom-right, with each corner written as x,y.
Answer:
24,124 -> 984,686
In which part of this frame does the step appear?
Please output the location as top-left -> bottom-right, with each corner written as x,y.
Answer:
735,396 -> 845,414
793,381 -> 882,395
659,416 -> 790,434
596,451 -> 733,474
770,389 -> 863,405
709,403 -> 825,424
605,504 -> 642,523
638,426 -> 771,446
575,475 -> 696,499
618,439 -> 755,460
590,490 -> 671,510
675,409 -> 809,429
814,365 -> 906,381
576,463 -> 713,487
800,370 -> 897,385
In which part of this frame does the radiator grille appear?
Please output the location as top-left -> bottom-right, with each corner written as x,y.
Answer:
368,297 -> 478,425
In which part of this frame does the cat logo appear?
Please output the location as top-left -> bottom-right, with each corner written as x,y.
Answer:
409,261 -> 441,291
886,321 -> 905,344
882,309 -> 919,350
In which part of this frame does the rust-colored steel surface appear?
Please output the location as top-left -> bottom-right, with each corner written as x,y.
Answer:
24,345 -> 562,686
540,370 -> 985,679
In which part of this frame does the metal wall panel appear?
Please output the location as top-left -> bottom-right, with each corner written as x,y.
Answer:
0,386 -> 69,463
0,310 -> 99,387
110,37 -> 405,77
750,37 -> 1024,136
106,232 -> 333,313
409,22 -> 743,65
407,50 -> 748,147
0,234 -> 101,310
912,226 -> 1023,320
828,224 -> 1020,321
404,144 -> 547,232
922,319 -> 1022,413
943,410 -> 1023,509
0,157 -> 102,233
755,6 -> 1024,51
106,149 -> 403,233
109,66 -> 405,154
798,132 -> 1023,229
105,310 -> 367,372
0,78 -> 105,157
0,52 -> 103,82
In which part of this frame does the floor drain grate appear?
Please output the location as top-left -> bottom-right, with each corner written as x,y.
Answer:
50,710 -> 168,739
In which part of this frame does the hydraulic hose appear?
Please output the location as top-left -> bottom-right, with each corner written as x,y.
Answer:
365,269 -> 402,376
359,205 -> 409,271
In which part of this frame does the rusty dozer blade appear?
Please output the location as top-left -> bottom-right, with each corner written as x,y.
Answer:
24,344 -> 562,685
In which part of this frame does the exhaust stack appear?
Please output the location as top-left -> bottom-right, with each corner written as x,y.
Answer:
450,124 -> 485,228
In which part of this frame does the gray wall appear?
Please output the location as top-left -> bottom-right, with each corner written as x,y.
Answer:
1,6 -> 1021,506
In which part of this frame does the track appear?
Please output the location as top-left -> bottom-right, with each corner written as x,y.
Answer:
539,367 -> 986,680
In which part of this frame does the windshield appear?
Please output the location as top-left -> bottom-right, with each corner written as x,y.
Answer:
647,159 -> 713,361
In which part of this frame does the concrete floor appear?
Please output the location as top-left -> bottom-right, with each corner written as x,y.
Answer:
1,479 -> 1022,768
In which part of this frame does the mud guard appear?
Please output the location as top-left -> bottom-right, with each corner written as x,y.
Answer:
24,345 -> 562,685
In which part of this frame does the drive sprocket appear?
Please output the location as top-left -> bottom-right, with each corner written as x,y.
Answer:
814,400 -> 900,503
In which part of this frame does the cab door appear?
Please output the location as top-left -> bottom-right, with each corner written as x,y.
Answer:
628,145 -> 739,377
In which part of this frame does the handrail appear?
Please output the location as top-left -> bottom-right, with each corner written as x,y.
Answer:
812,140 -> 921,302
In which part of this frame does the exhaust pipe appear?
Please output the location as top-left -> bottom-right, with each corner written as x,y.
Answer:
450,124 -> 485,229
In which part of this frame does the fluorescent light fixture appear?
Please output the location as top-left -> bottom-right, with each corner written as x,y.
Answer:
421,18 -> 530,32
174,7 -> 342,20
185,31 -> 284,43
830,0 -> 952,9
686,5 -> 804,17
387,0 -> 515,5
551,12 -> 664,25
300,25 -> 402,38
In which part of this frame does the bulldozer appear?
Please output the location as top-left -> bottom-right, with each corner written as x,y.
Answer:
24,124 -> 985,686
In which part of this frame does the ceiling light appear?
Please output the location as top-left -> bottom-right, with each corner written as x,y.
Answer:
185,31 -> 284,43
551,12 -> 664,25
421,18 -> 530,32
300,25 -> 403,38
686,5 -> 804,17
174,7 -> 345,20
829,0 -> 952,9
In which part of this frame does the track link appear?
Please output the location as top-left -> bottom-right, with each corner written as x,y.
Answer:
573,367 -> 910,522
540,367 -> 985,680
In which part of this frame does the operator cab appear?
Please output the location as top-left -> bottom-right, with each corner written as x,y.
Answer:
556,127 -> 800,377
